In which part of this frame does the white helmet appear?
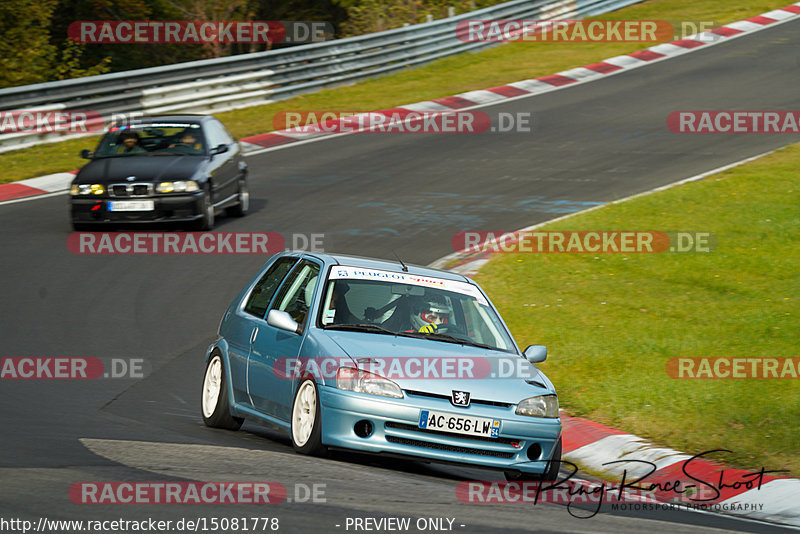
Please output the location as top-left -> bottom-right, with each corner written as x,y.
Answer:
411,299 -> 452,331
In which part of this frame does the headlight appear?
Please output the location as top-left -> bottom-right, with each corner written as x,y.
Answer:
516,395 -> 559,418
70,184 -> 104,195
336,367 -> 403,398
156,180 -> 199,193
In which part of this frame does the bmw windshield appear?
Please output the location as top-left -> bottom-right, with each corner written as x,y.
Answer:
93,122 -> 206,158
319,266 -> 517,353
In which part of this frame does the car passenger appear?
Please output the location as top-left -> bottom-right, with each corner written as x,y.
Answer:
117,132 -> 146,155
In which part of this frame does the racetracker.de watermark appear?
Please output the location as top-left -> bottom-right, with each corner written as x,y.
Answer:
668,111 -> 800,133
455,20 -> 716,42
67,232 -> 325,255
1,111 -> 147,135
0,111 -> 104,134
667,357 -> 800,379
272,110 -> 534,134
68,21 -> 333,44
0,357 -> 146,379
70,482 -> 288,504
273,356 -> 544,380
453,231 -> 715,253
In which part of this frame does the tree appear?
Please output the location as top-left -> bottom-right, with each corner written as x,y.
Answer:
0,0 -> 59,87
165,0 -> 252,58
333,0 -> 502,37
0,0 -> 112,88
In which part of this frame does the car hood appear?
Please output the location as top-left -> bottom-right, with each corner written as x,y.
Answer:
323,330 -> 555,404
75,156 -> 203,184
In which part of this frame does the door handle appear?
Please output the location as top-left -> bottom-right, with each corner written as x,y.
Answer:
250,327 -> 259,345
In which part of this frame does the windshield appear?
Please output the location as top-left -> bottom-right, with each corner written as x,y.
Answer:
93,122 -> 206,158
319,266 -> 517,353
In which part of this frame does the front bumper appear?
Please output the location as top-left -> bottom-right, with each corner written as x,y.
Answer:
71,192 -> 204,224
319,385 -> 561,474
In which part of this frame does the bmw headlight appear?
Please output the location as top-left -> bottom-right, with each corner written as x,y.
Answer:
156,180 -> 199,193
516,395 -> 559,418
70,184 -> 105,196
336,367 -> 403,398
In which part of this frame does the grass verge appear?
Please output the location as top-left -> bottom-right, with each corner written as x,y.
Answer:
473,143 -> 800,477
1,0 -> 793,183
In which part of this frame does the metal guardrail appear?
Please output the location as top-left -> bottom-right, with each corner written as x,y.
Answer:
0,0 -> 643,153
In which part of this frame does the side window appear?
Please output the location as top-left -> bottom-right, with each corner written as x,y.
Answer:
218,121 -> 235,144
205,121 -> 227,150
270,260 -> 321,327
243,257 -> 298,318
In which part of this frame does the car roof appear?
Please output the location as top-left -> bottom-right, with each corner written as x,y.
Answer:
298,251 -> 471,283
136,115 -> 209,124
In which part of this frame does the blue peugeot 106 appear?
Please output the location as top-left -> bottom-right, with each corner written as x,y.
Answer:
201,251 -> 561,480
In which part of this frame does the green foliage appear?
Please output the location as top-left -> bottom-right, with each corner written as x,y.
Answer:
0,0 -> 112,87
333,0 -> 503,36
0,0 -> 59,87
53,39 -> 112,80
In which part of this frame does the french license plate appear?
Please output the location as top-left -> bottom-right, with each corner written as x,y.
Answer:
419,410 -> 500,438
107,200 -> 155,212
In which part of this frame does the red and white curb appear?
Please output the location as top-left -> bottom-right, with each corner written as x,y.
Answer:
3,3 -> 799,205
0,170 -> 77,203
560,415 -> 800,526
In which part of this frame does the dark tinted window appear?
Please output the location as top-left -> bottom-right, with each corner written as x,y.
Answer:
243,257 -> 297,318
270,260 -> 321,327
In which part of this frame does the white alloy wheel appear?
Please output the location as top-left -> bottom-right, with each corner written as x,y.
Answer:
292,381 -> 317,447
202,355 -> 222,419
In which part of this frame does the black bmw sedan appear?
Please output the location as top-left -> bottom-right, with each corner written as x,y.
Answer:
70,115 -> 248,230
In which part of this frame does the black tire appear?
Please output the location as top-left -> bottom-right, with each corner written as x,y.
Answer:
192,185 -> 214,230
201,352 -> 243,430
226,177 -> 249,217
290,379 -> 327,456
504,437 -> 562,482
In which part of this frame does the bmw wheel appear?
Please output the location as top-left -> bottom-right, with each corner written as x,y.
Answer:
226,177 -> 249,217
193,185 -> 214,230
201,352 -> 243,430
290,379 -> 327,456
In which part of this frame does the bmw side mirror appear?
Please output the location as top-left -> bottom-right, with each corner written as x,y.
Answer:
80,149 -> 93,159
210,144 -> 229,156
267,309 -> 301,335
523,345 -> 547,363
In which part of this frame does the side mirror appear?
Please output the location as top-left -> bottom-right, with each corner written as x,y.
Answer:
80,149 -> 93,159
210,144 -> 229,156
523,345 -> 547,363
267,309 -> 301,335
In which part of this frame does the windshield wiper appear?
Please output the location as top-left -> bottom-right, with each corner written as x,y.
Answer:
325,323 -> 397,335
326,324 -> 499,351
398,331 -> 496,350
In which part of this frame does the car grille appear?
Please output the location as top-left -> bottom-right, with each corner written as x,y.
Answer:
404,389 -> 513,408
110,183 -> 153,197
385,435 -> 516,458
385,422 -> 517,445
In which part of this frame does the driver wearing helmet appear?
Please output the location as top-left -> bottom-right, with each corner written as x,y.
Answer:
412,299 -> 453,334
